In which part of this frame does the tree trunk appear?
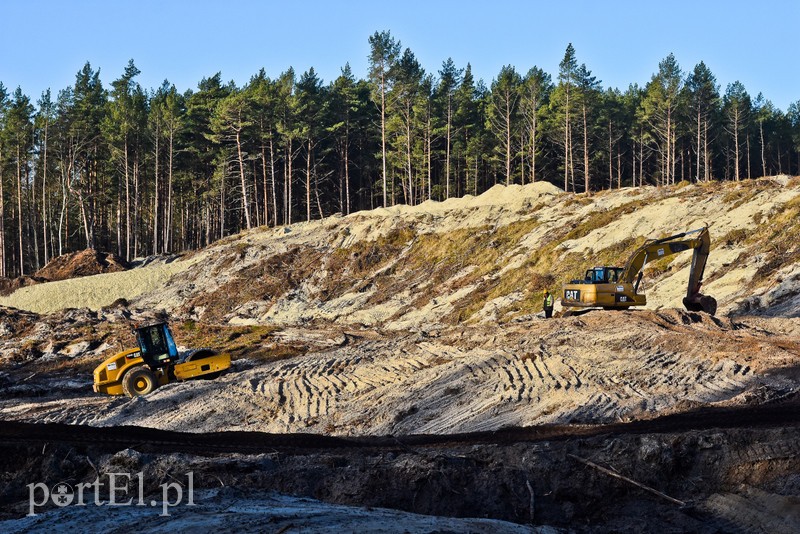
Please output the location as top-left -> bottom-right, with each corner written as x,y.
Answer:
746,135 -> 751,179
381,70 -> 388,207
704,120 -> 710,181
406,104 -> 413,205
564,86 -> 570,192
583,103 -> 589,194
696,110 -> 701,182
270,136 -> 278,226
124,141 -> 130,261
236,130 -> 251,229
608,121 -> 613,190
505,105 -> 512,186
153,122 -> 160,254
16,146 -> 24,275
306,138 -> 312,222
166,130 -> 174,251
344,127 -> 350,215
261,142 -> 269,226
427,112 -> 432,200
219,161 -> 226,239
42,120 -> 49,266
734,111 -> 740,181
133,157 -> 139,257
287,138 -> 293,225
760,122 -> 766,178
530,106 -> 538,183
445,97 -> 451,198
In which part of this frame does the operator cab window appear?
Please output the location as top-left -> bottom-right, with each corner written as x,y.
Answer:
138,326 -> 170,362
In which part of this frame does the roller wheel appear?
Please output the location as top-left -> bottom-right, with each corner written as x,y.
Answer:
122,366 -> 158,397
185,349 -> 216,361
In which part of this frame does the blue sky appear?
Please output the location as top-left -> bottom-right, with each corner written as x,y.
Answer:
2,0 -> 798,111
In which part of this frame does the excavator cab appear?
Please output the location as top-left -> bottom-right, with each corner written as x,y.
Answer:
581,267 -> 624,284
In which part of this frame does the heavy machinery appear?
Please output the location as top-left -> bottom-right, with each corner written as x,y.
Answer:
561,226 -> 717,315
93,322 -> 231,397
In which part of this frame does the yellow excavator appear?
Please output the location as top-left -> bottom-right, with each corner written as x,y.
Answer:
561,226 -> 717,315
93,322 -> 231,397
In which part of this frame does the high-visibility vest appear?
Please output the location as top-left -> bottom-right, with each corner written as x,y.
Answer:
544,294 -> 553,307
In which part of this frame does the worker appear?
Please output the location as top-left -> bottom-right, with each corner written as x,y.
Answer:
543,289 -> 554,318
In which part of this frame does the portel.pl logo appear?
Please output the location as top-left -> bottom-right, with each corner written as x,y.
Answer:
27,472 -> 195,517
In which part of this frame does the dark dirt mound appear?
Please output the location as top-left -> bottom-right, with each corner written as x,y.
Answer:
0,250 -> 130,297
35,249 -> 129,282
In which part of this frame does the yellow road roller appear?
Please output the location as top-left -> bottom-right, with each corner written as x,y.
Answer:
93,322 -> 230,397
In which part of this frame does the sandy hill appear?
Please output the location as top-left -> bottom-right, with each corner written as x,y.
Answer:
1,176 -> 799,324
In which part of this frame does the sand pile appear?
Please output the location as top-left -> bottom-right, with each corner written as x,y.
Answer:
1,178 -> 799,323
0,250 -> 129,297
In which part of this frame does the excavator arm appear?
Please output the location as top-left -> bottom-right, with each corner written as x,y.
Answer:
621,227 -> 716,314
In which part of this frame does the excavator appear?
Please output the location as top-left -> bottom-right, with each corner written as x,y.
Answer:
93,322 -> 231,397
561,226 -> 717,315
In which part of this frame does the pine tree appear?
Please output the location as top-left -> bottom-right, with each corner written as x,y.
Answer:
640,54 -> 683,185
293,68 -> 325,221
723,81 -> 750,181
105,59 -> 146,260
389,49 -> 424,205
437,58 -> 462,198
36,89 -> 56,266
519,67 -> 551,184
6,88 -> 34,274
685,62 -> 720,182
575,64 -> 600,193
453,64 -> 478,197
368,31 -> 401,207
557,44 -> 579,191
487,65 -> 521,185
0,83 -> 9,276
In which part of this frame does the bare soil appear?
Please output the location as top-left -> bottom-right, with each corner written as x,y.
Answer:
1,180 -> 800,531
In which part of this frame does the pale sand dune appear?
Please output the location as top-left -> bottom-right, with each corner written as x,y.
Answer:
1,178 -> 798,323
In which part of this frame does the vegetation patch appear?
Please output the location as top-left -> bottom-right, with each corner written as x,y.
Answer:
183,246 -> 323,323
175,322 -> 287,361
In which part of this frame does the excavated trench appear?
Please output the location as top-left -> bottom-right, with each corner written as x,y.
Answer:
2,397 -> 800,532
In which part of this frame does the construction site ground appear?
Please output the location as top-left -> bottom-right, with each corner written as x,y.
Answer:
1,179 -> 800,531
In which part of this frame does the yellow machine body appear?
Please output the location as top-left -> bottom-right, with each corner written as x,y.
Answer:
92,322 -> 231,397
561,227 -> 717,315
93,350 -> 231,396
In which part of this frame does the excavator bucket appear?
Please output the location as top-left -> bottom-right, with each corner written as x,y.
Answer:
683,294 -> 718,315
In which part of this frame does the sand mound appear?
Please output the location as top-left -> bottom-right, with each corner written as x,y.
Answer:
1,179 -> 800,323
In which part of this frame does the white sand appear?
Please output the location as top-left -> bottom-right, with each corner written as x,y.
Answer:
0,256 -> 199,314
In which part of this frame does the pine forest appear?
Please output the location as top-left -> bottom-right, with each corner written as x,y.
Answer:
1,32 -> 799,278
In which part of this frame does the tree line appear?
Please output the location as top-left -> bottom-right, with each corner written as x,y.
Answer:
1,31 -> 799,278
